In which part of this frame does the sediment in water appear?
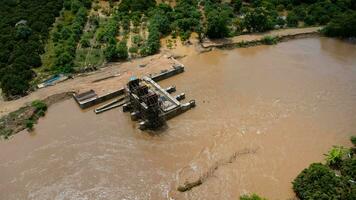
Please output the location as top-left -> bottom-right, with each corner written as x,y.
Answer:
177,148 -> 258,192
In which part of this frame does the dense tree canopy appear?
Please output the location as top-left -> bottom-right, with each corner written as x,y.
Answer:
323,11 -> 356,38
0,0 -> 63,97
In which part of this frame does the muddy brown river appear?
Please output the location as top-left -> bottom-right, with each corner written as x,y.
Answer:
1,37 -> 356,200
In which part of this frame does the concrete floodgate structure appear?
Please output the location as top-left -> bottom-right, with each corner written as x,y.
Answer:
73,65 -> 195,130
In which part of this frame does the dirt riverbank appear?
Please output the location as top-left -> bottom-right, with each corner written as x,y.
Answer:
201,27 -> 322,49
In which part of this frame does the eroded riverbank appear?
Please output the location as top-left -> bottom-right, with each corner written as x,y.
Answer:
1,38 -> 356,200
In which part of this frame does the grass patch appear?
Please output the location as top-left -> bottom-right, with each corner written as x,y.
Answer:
74,47 -> 105,69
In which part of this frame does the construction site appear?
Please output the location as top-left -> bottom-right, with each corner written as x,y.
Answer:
73,62 -> 195,130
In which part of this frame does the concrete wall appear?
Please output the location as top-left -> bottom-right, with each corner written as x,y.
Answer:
75,89 -> 125,109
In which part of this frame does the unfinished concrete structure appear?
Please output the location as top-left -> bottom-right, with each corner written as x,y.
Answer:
73,65 -> 195,130
122,76 -> 195,130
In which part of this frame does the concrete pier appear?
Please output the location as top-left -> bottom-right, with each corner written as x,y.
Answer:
72,63 -> 195,130
73,65 -> 185,109
124,76 -> 195,130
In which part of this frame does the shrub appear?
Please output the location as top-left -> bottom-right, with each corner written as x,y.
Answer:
31,100 -> 47,113
240,193 -> 267,200
261,35 -> 278,45
104,44 -> 118,61
26,119 -> 35,131
0,129 -> 13,139
351,136 -> 356,146
37,110 -> 46,117
324,146 -> 350,168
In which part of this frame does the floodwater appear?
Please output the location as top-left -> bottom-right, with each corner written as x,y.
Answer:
1,37 -> 356,200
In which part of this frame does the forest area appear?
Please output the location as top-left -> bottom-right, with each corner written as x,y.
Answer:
0,0 -> 355,99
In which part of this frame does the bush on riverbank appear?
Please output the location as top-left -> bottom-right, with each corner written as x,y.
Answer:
293,163 -> 349,199
261,35 -> 279,45
240,193 -> 267,200
293,136 -> 356,200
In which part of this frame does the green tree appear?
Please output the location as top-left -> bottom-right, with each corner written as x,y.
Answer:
141,26 -> 160,56
231,0 -> 242,13
287,12 -> 299,27
0,72 -> 31,97
54,51 -> 75,73
244,7 -> 273,32
16,25 -> 32,40
104,43 -> 118,61
206,9 -> 230,38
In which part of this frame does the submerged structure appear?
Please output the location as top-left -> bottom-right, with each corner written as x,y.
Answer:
73,64 -> 195,130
